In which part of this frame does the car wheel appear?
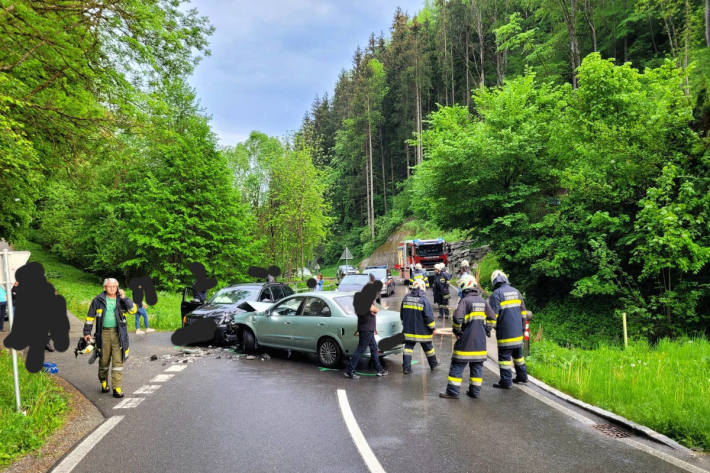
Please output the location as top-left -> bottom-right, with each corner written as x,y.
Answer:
317,337 -> 342,368
242,328 -> 257,355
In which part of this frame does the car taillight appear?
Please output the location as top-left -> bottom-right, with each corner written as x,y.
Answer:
183,316 -> 187,324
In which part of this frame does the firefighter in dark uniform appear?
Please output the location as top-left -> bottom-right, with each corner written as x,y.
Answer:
487,270 -> 532,388
83,278 -> 137,398
440,275 -> 496,399
400,279 -> 438,374
410,263 -> 429,288
432,263 -> 451,319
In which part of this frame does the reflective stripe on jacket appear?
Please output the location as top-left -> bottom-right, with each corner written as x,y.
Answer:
452,288 -> 495,361
400,289 -> 435,342
84,292 -> 136,361
488,276 -> 527,348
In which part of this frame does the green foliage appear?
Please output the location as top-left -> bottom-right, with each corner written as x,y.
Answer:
527,338 -> 710,451
0,350 -> 69,466
413,54 -> 709,339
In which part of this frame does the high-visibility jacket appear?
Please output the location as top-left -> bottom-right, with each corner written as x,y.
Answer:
410,269 -> 429,288
487,274 -> 529,348
452,288 -> 495,361
400,288 -> 435,342
84,292 -> 136,361
432,270 -> 451,305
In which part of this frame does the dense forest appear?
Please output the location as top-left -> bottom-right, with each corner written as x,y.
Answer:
1,0 -> 708,338
291,0 -> 710,339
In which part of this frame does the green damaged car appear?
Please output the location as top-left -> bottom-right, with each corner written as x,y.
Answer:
229,291 -> 404,367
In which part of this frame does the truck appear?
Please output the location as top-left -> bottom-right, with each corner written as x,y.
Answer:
395,238 -> 449,285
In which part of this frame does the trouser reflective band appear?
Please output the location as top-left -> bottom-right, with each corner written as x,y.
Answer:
514,357 -> 525,365
425,348 -> 435,356
404,348 -> 414,354
447,376 -> 462,386
470,377 -> 482,386
499,361 -> 512,370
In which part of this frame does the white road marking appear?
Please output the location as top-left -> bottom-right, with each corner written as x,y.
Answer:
619,438 -> 709,473
483,360 -> 709,473
165,364 -> 187,372
336,389 -> 386,473
113,397 -> 144,409
150,374 -> 174,382
133,384 -> 162,395
51,416 -> 124,473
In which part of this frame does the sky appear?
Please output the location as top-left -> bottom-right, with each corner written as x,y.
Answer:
186,0 -> 424,147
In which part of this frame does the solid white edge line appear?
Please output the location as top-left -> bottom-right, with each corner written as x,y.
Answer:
51,415 -> 124,473
483,360 -> 709,473
336,389 -> 386,473
619,438 -> 709,473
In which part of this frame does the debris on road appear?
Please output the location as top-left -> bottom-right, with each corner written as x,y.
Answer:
150,354 -> 158,361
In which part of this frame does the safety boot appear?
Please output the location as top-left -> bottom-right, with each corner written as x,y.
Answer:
113,387 -> 124,398
100,380 -> 110,393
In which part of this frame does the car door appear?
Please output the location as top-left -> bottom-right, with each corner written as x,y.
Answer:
291,296 -> 333,351
181,287 -> 203,325
257,296 -> 305,348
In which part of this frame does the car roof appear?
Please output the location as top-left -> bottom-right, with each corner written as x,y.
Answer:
222,283 -> 266,290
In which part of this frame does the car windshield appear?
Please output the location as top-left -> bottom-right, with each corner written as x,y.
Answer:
207,287 -> 261,305
333,296 -> 357,316
416,243 -> 443,257
340,274 -> 370,285
364,269 -> 387,280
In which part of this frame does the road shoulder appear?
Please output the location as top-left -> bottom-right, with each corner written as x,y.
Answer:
1,375 -> 103,473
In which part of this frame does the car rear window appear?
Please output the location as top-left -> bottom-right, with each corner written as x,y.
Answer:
333,296 -> 357,316
282,285 -> 294,296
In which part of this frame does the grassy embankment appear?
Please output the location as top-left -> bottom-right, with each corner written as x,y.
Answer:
527,338 -> 710,451
0,350 -> 69,467
23,241 -> 183,331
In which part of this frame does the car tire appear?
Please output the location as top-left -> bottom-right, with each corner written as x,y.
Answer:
317,337 -> 342,368
242,328 -> 257,355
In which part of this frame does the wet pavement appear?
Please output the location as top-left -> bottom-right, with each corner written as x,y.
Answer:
45,283 -> 708,473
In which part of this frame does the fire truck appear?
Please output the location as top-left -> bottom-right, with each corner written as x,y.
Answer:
395,238 -> 449,284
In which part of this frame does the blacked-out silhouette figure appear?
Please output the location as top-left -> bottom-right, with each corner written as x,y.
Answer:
190,262 -> 216,304
128,275 -> 158,306
3,262 -> 70,372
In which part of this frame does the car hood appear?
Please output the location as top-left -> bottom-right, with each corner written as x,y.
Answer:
188,303 -> 245,319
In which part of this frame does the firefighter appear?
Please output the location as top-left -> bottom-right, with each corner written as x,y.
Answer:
400,278 -> 438,374
457,260 -> 471,298
410,263 -> 429,288
486,270 -> 532,388
432,263 -> 451,319
439,274 -> 495,399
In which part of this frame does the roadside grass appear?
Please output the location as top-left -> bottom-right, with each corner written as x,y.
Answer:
527,337 -> 710,451
22,242 -> 184,332
0,349 -> 69,467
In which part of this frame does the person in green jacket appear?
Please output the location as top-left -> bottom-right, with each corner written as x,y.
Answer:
83,278 -> 136,398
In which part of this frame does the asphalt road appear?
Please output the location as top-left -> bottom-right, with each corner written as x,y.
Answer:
46,283 -> 709,473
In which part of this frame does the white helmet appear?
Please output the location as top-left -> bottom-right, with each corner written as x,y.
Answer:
415,263 -> 423,270
459,274 -> 477,290
412,279 -> 426,290
437,263 -> 445,271
491,269 -> 507,284
461,259 -> 469,268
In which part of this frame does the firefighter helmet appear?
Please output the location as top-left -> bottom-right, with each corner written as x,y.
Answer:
460,259 -> 470,268
415,263 -> 423,270
411,279 -> 426,291
491,269 -> 507,284
74,337 -> 95,357
459,274 -> 477,290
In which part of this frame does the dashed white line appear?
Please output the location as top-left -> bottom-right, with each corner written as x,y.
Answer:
51,416 -> 124,473
114,397 -> 144,409
337,389 -> 386,473
165,364 -> 187,372
150,374 -> 174,383
133,384 -> 162,395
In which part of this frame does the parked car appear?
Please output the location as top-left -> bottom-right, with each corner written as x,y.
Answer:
230,291 -> 404,367
363,266 -> 395,297
336,274 -> 371,292
336,265 -> 358,282
180,282 -> 294,344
